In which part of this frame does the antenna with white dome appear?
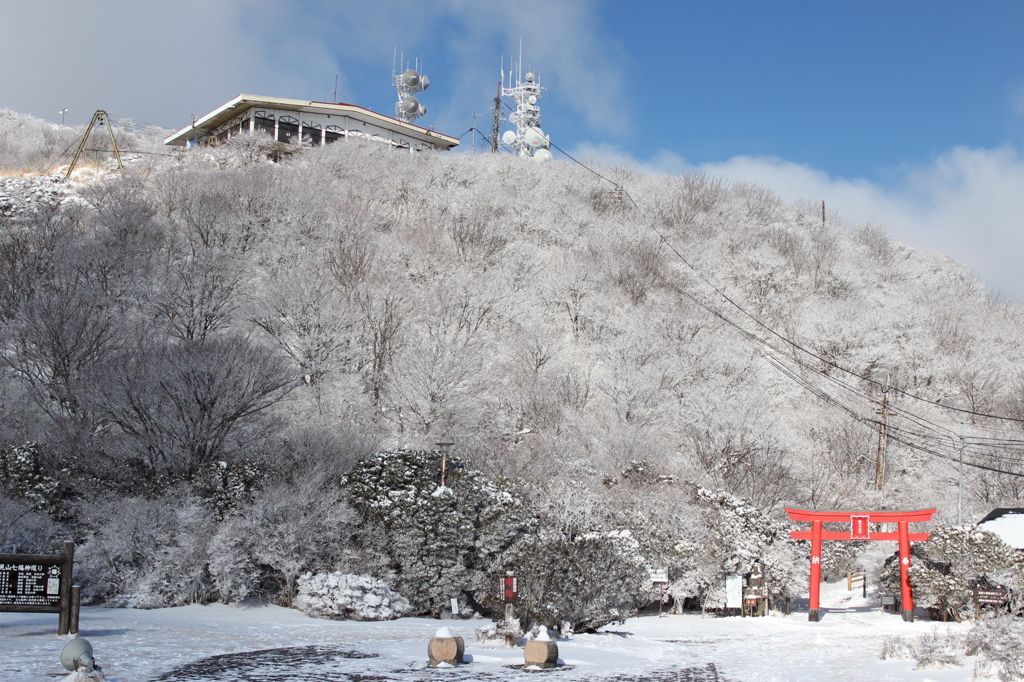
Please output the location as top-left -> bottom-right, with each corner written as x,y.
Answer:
499,42 -> 552,162
393,52 -> 430,123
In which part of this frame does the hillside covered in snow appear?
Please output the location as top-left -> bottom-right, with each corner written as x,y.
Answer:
1,108 -> 1022,622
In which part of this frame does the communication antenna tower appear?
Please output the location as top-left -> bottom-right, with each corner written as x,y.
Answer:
498,43 -> 552,162
392,52 -> 430,123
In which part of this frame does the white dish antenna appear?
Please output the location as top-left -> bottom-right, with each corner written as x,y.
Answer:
498,45 -> 554,159
393,57 -> 430,123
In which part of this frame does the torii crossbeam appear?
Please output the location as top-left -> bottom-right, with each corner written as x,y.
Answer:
785,508 -> 936,622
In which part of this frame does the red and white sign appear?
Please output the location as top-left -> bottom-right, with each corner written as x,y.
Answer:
851,515 -> 870,540
501,575 -> 518,602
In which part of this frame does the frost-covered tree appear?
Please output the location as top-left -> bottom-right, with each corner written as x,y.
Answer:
344,449 -> 531,615
881,525 -> 1024,621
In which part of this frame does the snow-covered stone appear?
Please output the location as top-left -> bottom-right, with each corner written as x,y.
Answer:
294,572 -> 411,621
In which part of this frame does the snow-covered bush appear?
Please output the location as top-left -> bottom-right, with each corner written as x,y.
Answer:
217,479 -> 358,605
0,492 -> 65,553
966,617 -> 1024,681
881,525 -> 1023,621
0,442 -> 68,518
345,449 -> 531,615
667,488 -> 801,611
881,619 -> 1024,680
500,527 -> 648,632
76,494 -> 212,606
294,572 -> 411,621
475,619 -> 523,646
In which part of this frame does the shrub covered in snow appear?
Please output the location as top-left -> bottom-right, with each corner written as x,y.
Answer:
966,617 -> 1024,681
294,572 -> 411,621
881,525 -> 1023,621
881,618 -> 1024,680
500,527 -> 649,632
667,488 -> 802,611
344,449 -> 532,615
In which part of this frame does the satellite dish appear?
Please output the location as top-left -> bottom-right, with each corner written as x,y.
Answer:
502,130 -> 516,145
533,148 -> 553,163
524,127 -> 547,148
420,74 -> 430,90
528,95 -> 537,105
401,69 -> 420,87
401,96 -> 420,114
526,72 -> 534,82
420,104 -> 427,116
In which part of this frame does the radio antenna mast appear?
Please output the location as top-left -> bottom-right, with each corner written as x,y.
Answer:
497,43 -> 552,162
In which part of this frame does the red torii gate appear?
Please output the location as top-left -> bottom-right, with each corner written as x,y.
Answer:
785,508 -> 936,622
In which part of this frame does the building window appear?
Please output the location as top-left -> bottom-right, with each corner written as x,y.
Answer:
278,116 -> 299,144
324,125 -> 344,144
302,121 -> 322,146
254,111 -> 275,136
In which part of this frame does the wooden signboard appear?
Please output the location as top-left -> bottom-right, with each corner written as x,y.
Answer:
973,587 -> 1008,606
0,542 -> 77,634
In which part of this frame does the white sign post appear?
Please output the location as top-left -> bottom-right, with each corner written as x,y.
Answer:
649,568 -> 668,617
725,574 -> 743,613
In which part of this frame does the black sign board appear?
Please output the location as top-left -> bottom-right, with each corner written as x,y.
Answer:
0,561 -> 63,610
0,542 -> 76,635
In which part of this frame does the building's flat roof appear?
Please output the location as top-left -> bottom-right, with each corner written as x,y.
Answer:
164,94 -> 459,149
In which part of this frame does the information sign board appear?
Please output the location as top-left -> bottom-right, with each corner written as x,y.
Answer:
725,574 -> 743,609
0,542 -> 77,635
973,587 -> 1008,606
649,568 -> 668,583
0,561 -> 63,610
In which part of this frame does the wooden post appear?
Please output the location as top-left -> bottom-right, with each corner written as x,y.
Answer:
70,586 -> 81,635
808,520 -> 822,621
58,541 -> 74,636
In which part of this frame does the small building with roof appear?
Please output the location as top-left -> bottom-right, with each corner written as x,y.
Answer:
164,94 -> 459,152
977,508 -> 1024,550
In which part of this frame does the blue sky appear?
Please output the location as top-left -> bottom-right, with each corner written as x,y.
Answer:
3,1 -> 1024,298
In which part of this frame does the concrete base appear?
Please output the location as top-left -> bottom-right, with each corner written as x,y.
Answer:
902,610 -> 914,622
808,609 -> 820,622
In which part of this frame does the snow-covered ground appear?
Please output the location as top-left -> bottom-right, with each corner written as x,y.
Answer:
1,580 -> 975,682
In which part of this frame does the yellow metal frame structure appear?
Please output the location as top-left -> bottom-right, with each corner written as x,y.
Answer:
65,110 -> 124,179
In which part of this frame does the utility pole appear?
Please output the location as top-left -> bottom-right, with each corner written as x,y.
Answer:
875,383 -> 893,492
491,81 -> 502,153
958,423 -> 965,525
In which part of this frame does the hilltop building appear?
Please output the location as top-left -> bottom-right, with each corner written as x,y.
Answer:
164,94 -> 459,152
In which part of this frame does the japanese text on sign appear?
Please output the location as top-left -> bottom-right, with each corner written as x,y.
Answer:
850,515 -> 870,540
0,563 -> 63,608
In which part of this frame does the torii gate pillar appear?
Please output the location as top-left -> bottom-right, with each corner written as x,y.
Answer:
786,508 -> 935,622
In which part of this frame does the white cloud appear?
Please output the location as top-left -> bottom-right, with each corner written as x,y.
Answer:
570,142 -> 1024,301
0,0 -> 348,129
